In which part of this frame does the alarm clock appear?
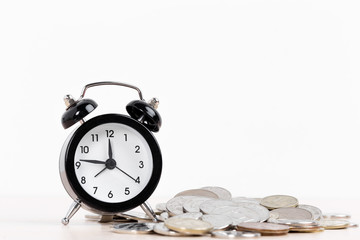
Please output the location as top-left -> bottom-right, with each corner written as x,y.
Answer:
59,82 -> 162,225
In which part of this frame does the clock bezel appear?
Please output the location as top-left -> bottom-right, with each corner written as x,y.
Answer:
64,113 -> 162,213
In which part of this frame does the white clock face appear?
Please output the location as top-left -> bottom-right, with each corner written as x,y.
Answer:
74,123 -> 153,203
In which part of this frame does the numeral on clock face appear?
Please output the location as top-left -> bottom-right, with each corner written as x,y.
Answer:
106,130 -> 114,138
73,123 -> 153,203
91,134 -> 98,142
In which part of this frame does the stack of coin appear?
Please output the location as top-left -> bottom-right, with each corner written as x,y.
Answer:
84,186 -> 357,238
236,222 -> 289,235
266,205 -> 324,232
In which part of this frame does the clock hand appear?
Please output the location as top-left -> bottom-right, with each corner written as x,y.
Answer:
108,139 -> 113,159
80,159 -> 106,164
115,166 -> 138,183
94,167 -> 107,178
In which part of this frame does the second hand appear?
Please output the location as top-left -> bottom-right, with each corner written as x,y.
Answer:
94,167 -> 107,178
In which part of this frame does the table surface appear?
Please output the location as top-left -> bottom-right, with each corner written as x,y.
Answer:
1,196 -> 359,240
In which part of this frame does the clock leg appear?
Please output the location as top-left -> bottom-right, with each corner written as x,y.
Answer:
140,202 -> 158,222
62,200 -> 81,225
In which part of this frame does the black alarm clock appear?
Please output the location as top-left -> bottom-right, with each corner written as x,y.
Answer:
59,82 -> 162,225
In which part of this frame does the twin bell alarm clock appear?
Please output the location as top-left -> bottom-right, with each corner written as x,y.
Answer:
59,82 -> 162,225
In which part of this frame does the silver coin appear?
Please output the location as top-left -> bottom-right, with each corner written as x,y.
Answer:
201,186 -> 232,200
201,214 -> 233,230
171,212 -> 203,220
260,195 -> 298,209
236,202 -> 269,222
175,189 -> 219,199
158,212 -> 169,221
297,204 -> 322,220
267,218 -> 319,227
319,219 -> 350,229
117,211 -> 151,221
270,207 -> 312,220
166,196 -> 193,216
156,203 -> 167,212
211,230 -> 261,238
253,198 -> 263,204
153,222 -> 185,236
347,222 -> 359,228
322,212 -> 351,219
85,214 -> 130,223
113,215 -> 136,222
233,197 -> 261,205
111,222 -> 155,234
200,199 -> 238,214
183,196 -> 213,213
214,206 -> 260,224
268,212 -> 279,219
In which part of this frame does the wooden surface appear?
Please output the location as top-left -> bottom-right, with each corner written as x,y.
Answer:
0,196 -> 359,240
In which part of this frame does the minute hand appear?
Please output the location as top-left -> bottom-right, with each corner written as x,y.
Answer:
108,139 -> 113,159
79,159 -> 106,164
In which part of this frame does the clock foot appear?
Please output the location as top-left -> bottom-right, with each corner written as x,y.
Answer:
62,200 -> 81,225
140,202 -> 158,222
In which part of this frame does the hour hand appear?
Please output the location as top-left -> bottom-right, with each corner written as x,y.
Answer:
79,159 -> 106,164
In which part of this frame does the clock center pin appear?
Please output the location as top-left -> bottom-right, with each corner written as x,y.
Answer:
105,159 -> 117,170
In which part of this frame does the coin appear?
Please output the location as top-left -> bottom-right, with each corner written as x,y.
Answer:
153,223 -> 186,236
253,198 -> 263,204
156,189 -> 354,237
183,196 -> 213,213
166,196 -> 193,216
171,212 -> 203,220
270,207 -> 312,220
236,202 -> 270,222
164,217 -> 213,235
175,189 -> 219,199
113,215 -> 137,222
200,199 -> 238,214
211,206 -> 260,224
99,215 -> 116,223
260,195 -> 298,210
85,214 -> 133,223
156,203 -> 167,212
322,213 -> 351,219
117,211 -> 152,221
201,214 -> 233,230
267,218 -> 323,233
347,222 -> 359,228
289,226 -> 324,233
202,186 -> 232,200
233,197 -> 261,205
269,212 -> 279,219
236,222 -> 290,235
267,218 -> 319,227
158,212 -> 169,221
297,204 -> 322,220
211,230 -> 261,238
319,219 -> 350,229
111,222 -> 155,234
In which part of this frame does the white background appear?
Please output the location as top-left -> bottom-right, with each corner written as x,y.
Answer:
0,0 -> 359,201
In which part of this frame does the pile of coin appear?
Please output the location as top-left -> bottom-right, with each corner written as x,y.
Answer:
85,186 -> 357,238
